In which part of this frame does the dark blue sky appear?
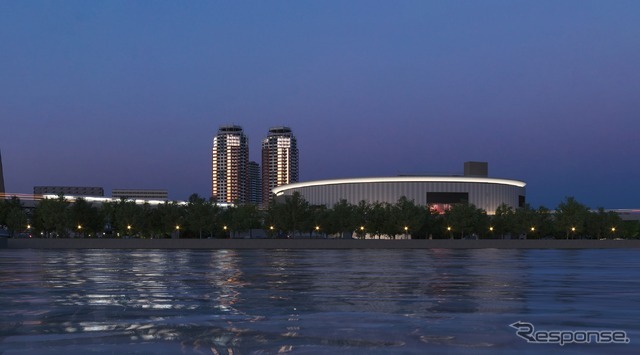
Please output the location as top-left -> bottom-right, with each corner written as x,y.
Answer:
2,1 -> 639,209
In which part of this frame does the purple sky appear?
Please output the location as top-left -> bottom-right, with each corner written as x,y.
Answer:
2,1 -> 639,209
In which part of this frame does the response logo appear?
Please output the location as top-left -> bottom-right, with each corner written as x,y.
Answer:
510,321 -> 630,346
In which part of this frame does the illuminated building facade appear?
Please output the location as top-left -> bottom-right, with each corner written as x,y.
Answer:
212,125 -> 249,204
272,162 -> 526,215
262,127 -> 299,207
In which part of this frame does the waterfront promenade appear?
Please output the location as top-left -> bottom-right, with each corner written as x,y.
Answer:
2,238 -> 640,249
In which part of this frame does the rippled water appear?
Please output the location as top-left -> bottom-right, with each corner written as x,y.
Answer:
1,249 -> 639,354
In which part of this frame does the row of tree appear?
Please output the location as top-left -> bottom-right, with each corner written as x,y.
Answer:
0,193 -> 637,239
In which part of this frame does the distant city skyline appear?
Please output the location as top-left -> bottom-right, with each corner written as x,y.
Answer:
2,1 -> 639,209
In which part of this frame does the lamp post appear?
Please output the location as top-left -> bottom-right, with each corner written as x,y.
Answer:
447,226 -> 452,239
176,225 -> 180,239
127,225 -> 131,238
315,225 -> 320,239
359,226 -> 365,239
611,227 -> 616,239
404,226 -> 409,239
77,224 -> 82,238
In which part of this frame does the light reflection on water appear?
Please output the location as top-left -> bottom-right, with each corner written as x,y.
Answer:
0,249 -> 639,354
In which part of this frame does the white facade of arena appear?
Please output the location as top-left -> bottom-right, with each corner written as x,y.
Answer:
272,176 -> 526,215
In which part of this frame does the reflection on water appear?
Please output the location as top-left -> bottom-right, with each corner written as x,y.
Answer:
1,249 -> 639,353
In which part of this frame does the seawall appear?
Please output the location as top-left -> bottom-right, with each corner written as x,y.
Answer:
3,238 -> 640,249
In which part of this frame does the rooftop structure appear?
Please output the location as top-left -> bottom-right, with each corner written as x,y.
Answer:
34,186 -> 104,197
112,189 -> 168,200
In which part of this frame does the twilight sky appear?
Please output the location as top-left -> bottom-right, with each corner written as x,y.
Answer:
1,1 -> 639,209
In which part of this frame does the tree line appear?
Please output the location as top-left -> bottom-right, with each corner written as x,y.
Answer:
0,193 -> 637,239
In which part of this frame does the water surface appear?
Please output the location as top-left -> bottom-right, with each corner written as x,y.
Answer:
1,249 -> 638,354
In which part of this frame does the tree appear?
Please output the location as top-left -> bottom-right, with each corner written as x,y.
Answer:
586,207 -> 622,239
304,205 -> 328,238
353,200 -> 371,239
271,192 -> 310,237
156,201 -> 184,238
2,196 -> 27,237
554,197 -> 590,239
534,206 -> 554,239
186,194 -> 218,239
445,203 -> 487,239
367,202 -> 389,238
112,199 -> 143,237
328,199 -> 356,239
225,203 -> 261,238
67,197 -> 101,237
491,203 -> 515,238
514,204 -> 537,238
33,195 -> 69,238
392,196 -> 426,239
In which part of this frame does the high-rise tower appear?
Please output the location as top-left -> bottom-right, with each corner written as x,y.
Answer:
262,126 -> 298,207
247,161 -> 262,206
212,125 -> 249,204
0,149 -> 5,194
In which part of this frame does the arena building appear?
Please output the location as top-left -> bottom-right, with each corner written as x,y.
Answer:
272,162 -> 526,215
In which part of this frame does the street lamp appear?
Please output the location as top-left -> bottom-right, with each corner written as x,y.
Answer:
447,226 -> 452,239
404,226 -> 409,239
176,225 -> 180,239
315,225 -> 320,239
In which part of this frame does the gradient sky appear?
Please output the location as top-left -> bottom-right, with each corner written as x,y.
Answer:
2,0 -> 639,209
